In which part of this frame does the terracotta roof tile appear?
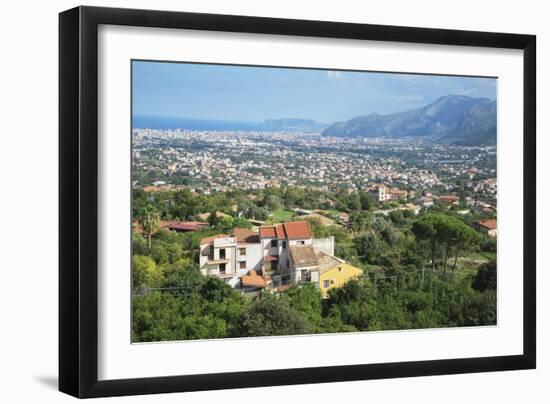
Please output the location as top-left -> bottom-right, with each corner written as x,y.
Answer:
241,270 -> 271,288
132,220 -> 174,234
234,228 -> 260,244
275,224 -> 286,239
260,221 -> 311,240
282,221 -> 312,240
200,234 -> 229,245
477,219 -> 497,230
168,221 -> 208,231
259,226 -> 277,238
289,245 -> 319,267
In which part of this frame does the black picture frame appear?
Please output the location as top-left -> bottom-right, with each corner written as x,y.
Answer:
59,5 -> 536,398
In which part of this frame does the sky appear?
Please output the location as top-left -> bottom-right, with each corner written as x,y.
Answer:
132,60 -> 497,124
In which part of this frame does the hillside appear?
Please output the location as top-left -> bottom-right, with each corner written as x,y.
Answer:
322,95 -> 497,145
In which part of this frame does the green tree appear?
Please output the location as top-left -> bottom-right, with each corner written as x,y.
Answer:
285,284 -> 323,330
132,292 -> 227,342
237,293 -> 312,337
349,211 -> 373,233
232,217 -> 252,229
472,260 -> 497,292
451,224 -> 480,272
208,210 -> 220,228
265,194 -> 282,211
359,191 -> 376,211
138,205 -> 160,249
412,214 -> 439,271
412,213 -> 479,272
132,255 -> 163,290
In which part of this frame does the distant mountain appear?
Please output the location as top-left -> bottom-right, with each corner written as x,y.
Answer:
437,101 -> 497,146
260,118 -> 328,132
322,95 -> 496,145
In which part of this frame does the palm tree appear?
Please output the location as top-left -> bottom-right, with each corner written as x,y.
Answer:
138,205 -> 160,249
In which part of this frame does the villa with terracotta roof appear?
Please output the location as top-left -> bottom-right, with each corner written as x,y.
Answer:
437,195 -> 461,205
475,218 -> 497,237
199,221 -> 337,289
368,184 -> 408,203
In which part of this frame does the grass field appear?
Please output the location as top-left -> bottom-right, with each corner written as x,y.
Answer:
270,209 -> 295,222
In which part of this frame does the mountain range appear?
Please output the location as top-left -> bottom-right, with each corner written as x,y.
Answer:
322,95 -> 497,145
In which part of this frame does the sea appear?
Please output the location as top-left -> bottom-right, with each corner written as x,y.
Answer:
132,115 -> 261,131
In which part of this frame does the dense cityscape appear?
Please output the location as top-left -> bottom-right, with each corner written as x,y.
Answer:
132,128 -> 497,210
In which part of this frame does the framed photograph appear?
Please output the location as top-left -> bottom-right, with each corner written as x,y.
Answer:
59,6 -> 536,398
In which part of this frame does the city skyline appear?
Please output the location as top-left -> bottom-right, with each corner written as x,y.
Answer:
132,60 -> 497,124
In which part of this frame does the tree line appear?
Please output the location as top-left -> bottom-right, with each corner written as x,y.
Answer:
132,203 -> 497,342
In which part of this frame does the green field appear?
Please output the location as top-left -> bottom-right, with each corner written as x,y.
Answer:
270,209 -> 295,222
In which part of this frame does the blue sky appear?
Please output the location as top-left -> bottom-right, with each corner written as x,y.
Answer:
132,60 -> 497,123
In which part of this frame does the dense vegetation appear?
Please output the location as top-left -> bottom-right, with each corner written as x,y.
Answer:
132,187 -> 497,342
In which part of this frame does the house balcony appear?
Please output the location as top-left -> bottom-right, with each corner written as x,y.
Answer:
262,255 -> 279,274
206,258 -> 230,265
205,267 -> 235,277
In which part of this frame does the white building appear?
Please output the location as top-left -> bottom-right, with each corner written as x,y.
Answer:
199,221 -> 334,288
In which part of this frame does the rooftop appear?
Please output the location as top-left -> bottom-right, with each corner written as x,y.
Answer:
259,226 -> 277,239
317,251 -> 344,274
241,270 -> 271,288
289,245 -> 319,267
477,218 -> 497,230
168,221 -> 208,232
259,221 -> 312,240
200,234 -> 230,245
132,220 -> 174,234
234,228 -> 260,244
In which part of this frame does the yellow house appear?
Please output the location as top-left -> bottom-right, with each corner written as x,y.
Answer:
318,252 -> 363,298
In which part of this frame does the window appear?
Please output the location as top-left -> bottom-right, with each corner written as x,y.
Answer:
323,280 -> 330,288
219,263 -> 226,274
219,248 -> 226,259
239,247 -> 246,255
282,241 -> 287,248
270,239 -> 277,248
239,261 -> 246,269
297,240 -> 305,245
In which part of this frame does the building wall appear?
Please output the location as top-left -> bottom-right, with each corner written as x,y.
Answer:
288,238 -> 312,246
198,243 -> 237,276
319,262 -> 363,298
312,237 -> 335,256
198,244 -> 209,271
262,237 -> 279,257
278,240 -> 290,272
236,243 -> 263,275
292,264 -> 319,283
